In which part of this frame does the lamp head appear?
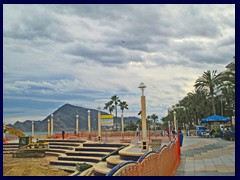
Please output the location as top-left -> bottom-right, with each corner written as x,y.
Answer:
138,82 -> 147,95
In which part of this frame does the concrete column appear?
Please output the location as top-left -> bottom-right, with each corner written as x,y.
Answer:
173,111 -> 177,132
121,114 -> 124,133
141,95 -> 148,151
76,115 -> 79,134
98,107 -> 101,142
88,110 -> 91,133
51,114 -> 54,136
232,116 -> 235,126
48,119 -> 50,136
32,121 -> 34,138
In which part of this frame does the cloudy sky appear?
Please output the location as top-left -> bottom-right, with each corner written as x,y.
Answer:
3,4 -> 235,124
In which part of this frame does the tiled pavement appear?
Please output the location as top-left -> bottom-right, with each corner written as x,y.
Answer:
175,136 -> 235,176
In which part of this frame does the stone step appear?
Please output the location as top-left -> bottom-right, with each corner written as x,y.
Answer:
83,143 -> 125,148
48,142 -> 81,146
3,144 -> 19,148
58,155 -> 101,163
93,162 -> 112,176
3,143 -> 18,145
66,151 -> 109,157
46,151 -> 64,157
3,151 -> 15,154
50,160 -> 96,167
106,155 -> 126,168
49,145 -> 74,150
75,147 -> 118,152
46,148 -> 68,153
3,148 -> 19,151
46,139 -> 85,143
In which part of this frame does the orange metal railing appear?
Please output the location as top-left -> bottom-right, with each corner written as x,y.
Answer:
116,138 -> 180,176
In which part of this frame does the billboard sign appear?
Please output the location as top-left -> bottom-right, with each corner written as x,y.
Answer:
101,115 -> 114,127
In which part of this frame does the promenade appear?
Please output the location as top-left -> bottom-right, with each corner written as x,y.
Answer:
175,136 -> 235,176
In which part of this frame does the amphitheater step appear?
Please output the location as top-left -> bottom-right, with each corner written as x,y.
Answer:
75,147 -> 118,152
83,143 -> 125,148
66,151 -> 109,157
46,139 -> 85,143
106,155 -> 126,168
93,162 -> 112,176
50,160 -> 96,167
58,155 -> 101,163
46,148 -> 68,153
49,145 -> 74,150
46,151 -> 64,157
48,142 -> 81,146
3,148 -> 19,151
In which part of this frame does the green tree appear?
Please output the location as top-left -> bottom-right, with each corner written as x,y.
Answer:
194,70 -> 221,115
148,114 -> 158,135
111,95 -> 121,131
119,101 -> 129,131
119,101 -> 129,113
103,101 -> 114,114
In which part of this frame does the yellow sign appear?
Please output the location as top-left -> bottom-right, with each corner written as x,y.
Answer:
101,115 -> 114,119
101,115 -> 114,126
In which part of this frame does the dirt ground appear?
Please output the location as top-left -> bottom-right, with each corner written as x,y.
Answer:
3,154 -> 69,176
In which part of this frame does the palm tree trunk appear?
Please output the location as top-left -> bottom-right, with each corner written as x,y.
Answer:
115,106 -> 118,131
211,94 -> 216,114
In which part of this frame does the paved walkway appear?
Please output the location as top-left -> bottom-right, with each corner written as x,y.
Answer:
175,136 -> 235,176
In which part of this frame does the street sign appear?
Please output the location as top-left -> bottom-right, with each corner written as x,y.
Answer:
101,115 -> 114,127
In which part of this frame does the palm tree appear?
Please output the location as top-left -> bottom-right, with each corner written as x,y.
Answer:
148,114 -> 158,136
111,95 -> 120,131
103,101 -> 114,114
119,101 -> 129,135
119,101 -> 129,113
194,70 -> 221,115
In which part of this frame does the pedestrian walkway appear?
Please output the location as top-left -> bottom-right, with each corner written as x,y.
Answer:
175,136 -> 235,176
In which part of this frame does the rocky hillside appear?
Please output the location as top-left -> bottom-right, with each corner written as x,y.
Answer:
7,104 -> 140,132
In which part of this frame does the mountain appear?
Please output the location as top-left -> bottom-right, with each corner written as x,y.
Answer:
7,104 -> 141,132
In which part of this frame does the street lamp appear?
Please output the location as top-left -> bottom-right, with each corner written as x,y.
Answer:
97,106 -> 102,142
87,110 -> 92,140
47,119 -> 50,137
87,110 -> 91,133
76,115 -> 79,135
32,121 -> 34,138
138,82 -> 147,96
138,82 -> 148,152
173,111 -> 177,133
51,114 -> 54,136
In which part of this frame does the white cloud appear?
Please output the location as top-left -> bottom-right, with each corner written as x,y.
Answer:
3,4 -> 235,123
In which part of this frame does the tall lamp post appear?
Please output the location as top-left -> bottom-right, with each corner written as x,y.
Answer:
138,82 -> 148,152
87,110 -> 92,140
76,115 -> 79,135
97,106 -> 102,142
51,114 -> 54,136
48,119 -> 50,137
121,113 -> 124,140
88,110 -> 91,133
173,111 -> 177,133
32,121 -> 34,139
